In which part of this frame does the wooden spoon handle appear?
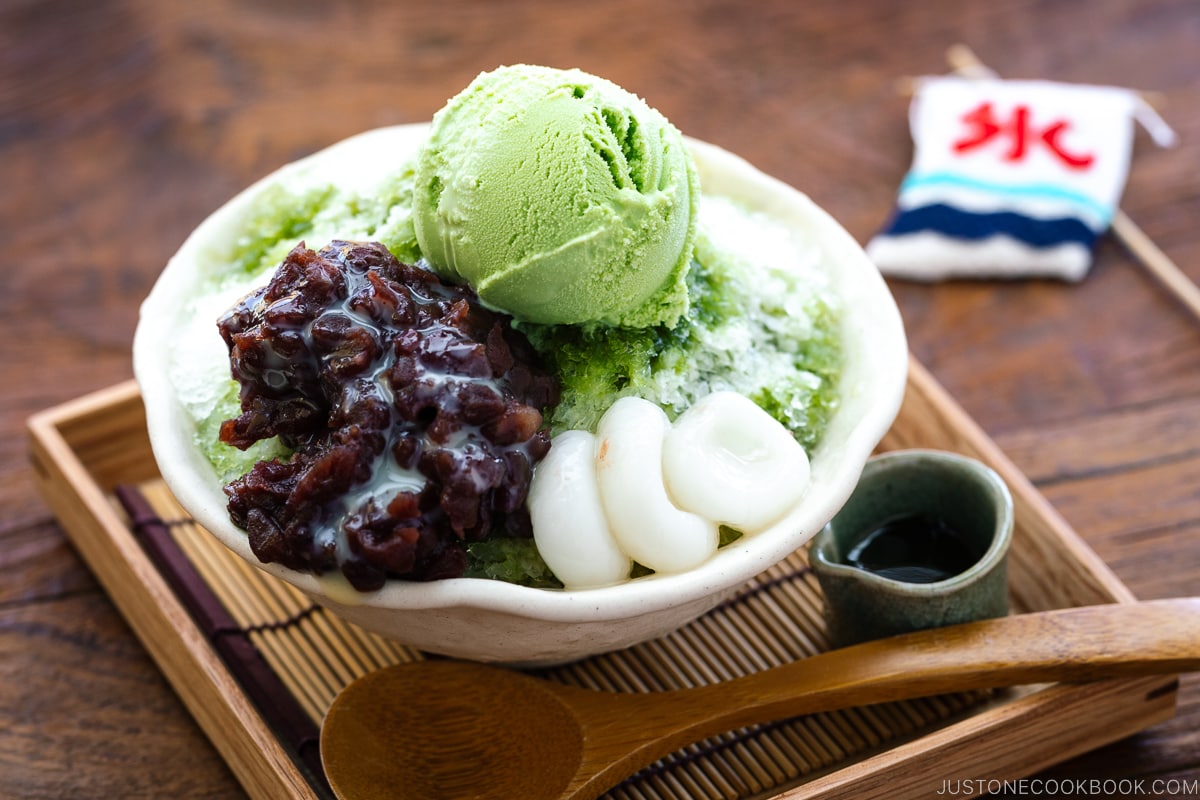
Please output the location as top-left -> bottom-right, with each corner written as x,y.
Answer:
605,599 -> 1200,765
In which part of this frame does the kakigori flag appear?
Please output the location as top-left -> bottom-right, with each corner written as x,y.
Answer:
867,76 -> 1176,281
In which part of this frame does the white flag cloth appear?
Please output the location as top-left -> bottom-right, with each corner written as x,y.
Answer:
867,77 -> 1174,281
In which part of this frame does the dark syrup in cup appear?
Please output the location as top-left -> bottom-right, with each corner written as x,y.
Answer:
844,512 -> 980,584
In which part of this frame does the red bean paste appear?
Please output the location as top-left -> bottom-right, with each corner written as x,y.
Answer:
217,241 -> 559,591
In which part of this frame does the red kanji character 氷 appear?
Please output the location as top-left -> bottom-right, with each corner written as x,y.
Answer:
953,101 -> 1095,169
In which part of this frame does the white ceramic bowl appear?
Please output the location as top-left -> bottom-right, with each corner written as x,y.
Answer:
134,123 -> 908,665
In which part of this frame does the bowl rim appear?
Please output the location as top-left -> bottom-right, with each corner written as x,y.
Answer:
133,123 -> 908,623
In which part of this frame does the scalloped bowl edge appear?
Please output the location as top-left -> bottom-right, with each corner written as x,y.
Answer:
134,124 -> 908,664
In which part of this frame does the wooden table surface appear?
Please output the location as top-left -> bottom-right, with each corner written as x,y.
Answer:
3,1 -> 1198,797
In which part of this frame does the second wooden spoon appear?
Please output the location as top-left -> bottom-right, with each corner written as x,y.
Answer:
321,598 -> 1200,800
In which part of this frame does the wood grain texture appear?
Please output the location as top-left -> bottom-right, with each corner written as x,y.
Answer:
4,0 -> 1199,797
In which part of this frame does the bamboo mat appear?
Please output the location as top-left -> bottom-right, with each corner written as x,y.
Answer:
119,478 -> 991,800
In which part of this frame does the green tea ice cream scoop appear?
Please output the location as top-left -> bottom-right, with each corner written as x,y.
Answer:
413,64 -> 698,329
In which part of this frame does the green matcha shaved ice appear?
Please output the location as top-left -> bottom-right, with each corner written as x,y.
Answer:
464,538 -> 564,588
200,165 -> 420,291
522,195 -> 842,452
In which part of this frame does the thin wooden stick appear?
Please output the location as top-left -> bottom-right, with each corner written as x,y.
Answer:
1109,212 -> 1200,320
945,44 -> 1200,323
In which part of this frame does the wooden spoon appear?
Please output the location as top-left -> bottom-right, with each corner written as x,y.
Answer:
321,598 -> 1200,800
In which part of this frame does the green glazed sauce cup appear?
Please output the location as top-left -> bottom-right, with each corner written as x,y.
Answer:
809,449 -> 1013,647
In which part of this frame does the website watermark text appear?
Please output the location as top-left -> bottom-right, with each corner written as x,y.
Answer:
936,777 -> 1200,796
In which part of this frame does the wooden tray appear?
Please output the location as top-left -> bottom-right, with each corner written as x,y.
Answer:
27,356 -> 1179,800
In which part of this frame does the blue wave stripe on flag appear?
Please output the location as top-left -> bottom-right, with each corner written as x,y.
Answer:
899,172 -> 1114,225
880,203 -> 1100,249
